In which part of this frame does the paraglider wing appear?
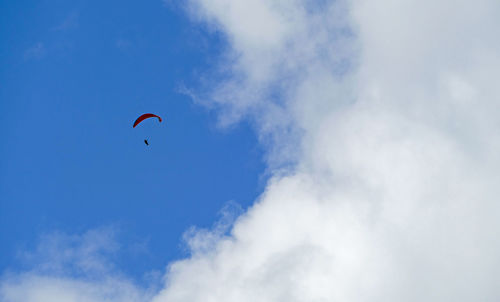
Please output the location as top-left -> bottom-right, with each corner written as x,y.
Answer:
133,113 -> 162,128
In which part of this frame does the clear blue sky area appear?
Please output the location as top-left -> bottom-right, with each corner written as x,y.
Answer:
0,0 -> 265,279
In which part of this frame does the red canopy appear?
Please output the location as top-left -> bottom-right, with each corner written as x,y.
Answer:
133,113 -> 162,128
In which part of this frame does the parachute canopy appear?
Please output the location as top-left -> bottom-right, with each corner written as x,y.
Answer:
133,113 -> 162,128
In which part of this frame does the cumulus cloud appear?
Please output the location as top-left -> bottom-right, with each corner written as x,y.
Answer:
4,0 -> 500,301
153,0 -> 500,301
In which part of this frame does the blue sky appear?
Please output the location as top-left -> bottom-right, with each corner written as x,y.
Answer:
0,0 -> 264,280
2,1 -> 500,301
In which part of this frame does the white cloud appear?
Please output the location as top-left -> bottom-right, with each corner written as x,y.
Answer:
53,11 -> 79,31
4,0 -> 500,301
24,43 -> 46,60
1,275 -> 148,302
1,228 -> 155,302
151,0 -> 500,300
18,227 -> 119,276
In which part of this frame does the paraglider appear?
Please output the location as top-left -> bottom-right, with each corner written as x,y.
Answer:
133,113 -> 162,145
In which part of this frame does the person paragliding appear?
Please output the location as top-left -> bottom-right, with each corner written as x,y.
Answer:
133,113 -> 162,145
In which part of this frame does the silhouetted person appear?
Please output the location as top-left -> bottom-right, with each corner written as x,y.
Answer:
144,139 -> 149,146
